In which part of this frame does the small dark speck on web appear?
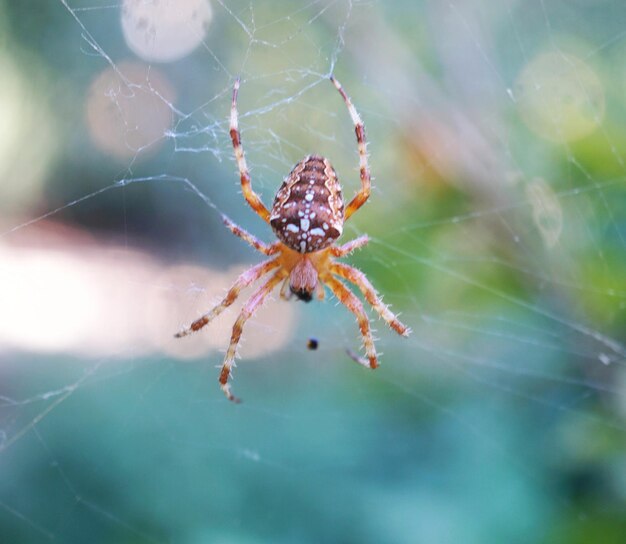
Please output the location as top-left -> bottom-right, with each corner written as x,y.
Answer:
307,338 -> 319,350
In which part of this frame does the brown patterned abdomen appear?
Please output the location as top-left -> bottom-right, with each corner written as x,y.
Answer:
270,155 -> 344,253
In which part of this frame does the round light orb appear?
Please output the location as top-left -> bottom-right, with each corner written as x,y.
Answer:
515,51 -> 605,143
121,0 -> 213,63
85,61 -> 175,160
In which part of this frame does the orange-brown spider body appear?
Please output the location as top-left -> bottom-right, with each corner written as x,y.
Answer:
175,76 -> 410,402
270,155 -> 344,301
270,155 -> 344,254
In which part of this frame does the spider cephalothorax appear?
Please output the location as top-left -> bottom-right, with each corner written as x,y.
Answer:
176,76 -> 411,402
288,257 -> 318,301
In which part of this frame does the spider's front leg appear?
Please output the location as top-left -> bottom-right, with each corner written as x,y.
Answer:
219,270 -> 287,402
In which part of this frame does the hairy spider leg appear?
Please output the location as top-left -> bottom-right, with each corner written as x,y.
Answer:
330,235 -> 369,257
315,282 -> 326,301
331,262 -> 411,337
323,275 -> 378,369
230,78 -> 271,223
219,270 -> 288,402
279,277 -> 293,300
330,76 -> 371,221
174,258 -> 280,338
220,213 -> 279,255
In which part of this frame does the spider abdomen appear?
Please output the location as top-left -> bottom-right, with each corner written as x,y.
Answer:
270,155 -> 344,253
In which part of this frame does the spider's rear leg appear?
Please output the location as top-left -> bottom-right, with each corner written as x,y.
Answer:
330,262 -> 411,337
346,348 -> 375,368
219,270 -> 287,402
324,275 -> 378,369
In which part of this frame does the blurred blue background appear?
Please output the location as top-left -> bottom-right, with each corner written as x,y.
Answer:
0,1 -> 625,542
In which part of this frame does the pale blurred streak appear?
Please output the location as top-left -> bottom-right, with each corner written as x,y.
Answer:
0,54 -> 57,214
85,61 -> 175,161
0,222 -> 296,362
526,177 -> 563,249
121,0 -> 213,63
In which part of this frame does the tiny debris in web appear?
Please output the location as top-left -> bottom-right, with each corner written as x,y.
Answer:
307,338 -> 319,350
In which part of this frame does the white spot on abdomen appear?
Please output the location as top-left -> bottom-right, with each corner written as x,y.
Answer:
300,218 -> 310,232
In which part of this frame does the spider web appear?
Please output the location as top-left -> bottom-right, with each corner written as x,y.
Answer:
1,0 -> 625,542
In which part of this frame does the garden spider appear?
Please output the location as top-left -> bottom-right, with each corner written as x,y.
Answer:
175,76 -> 411,402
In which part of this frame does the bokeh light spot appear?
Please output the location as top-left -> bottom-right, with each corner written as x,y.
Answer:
85,61 -> 175,161
515,51 -> 605,143
121,0 -> 213,63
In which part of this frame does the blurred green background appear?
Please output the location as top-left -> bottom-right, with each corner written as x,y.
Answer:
0,0 -> 625,542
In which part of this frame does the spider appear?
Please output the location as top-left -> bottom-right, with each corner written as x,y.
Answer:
175,76 -> 411,402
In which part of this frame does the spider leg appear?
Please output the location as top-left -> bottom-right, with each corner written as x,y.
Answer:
331,262 -> 411,337
174,258 -> 280,338
330,235 -> 369,257
229,78 -> 271,223
315,282 -> 326,301
279,277 -> 292,300
219,270 -> 287,402
330,76 -> 370,221
323,275 -> 378,369
221,213 -> 279,255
